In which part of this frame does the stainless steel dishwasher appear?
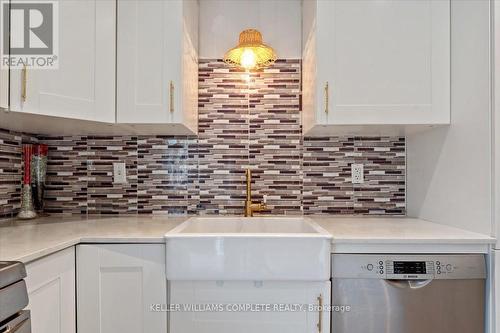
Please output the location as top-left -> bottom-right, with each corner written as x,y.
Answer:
331,254 -> 486,333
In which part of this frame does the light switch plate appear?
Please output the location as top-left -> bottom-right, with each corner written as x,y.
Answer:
351,164 -> 364,184
113,162 -> 127,183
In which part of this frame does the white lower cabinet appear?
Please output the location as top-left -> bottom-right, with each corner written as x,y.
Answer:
76,244 -> 167,333
496,250 -> 499,333
25,247 -> 76,333
169,281 -> 330,333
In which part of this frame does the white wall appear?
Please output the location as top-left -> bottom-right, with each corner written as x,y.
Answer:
407,0 -> 493,236
199,0 -> 302,59
494,0 -> 500,246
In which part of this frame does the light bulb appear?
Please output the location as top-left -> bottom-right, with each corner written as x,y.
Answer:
240,49 -> 257,69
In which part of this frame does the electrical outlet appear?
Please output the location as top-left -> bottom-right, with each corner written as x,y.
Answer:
87,160 -> 95,171
351,164 -> 364,184
113,162 -> 127,183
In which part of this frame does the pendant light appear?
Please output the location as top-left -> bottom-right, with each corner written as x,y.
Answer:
223,29 -> 277,70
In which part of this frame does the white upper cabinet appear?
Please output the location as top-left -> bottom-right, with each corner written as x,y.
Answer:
302,0 -> 451,135
9,0 -> 116,123
116,0 -> 199,134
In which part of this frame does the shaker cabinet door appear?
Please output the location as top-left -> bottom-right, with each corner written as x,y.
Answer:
116,0 -> 198,133
25,247 -> 76,333
303,0 -> 450,132
116,0 -> 182,124
9,0 -> 115,123
319,0 -> 450,125
76,244 -> 167,333
169,280 -> 330,333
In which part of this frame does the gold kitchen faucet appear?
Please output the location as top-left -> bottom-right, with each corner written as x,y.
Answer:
244,168 -> 268,217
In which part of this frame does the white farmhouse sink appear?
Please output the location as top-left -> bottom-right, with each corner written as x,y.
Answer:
165,217 -> 332,281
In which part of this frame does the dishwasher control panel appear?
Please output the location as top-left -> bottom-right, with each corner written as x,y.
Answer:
331,254 -> 486,280
385,260 -> 434,279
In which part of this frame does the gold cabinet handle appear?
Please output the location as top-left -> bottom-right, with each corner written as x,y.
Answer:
22,66 -> 27,102
324,82 -> 329,114
169,81 -> 174,113
317,294 -> 323,333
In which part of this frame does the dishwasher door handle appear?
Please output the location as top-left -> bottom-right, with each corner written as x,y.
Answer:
384,279 -> 433,289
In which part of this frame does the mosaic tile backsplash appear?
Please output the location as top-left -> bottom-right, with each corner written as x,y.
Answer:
198,59 -> 303,215
0,59 -> 406,218
0,130 -> 37,219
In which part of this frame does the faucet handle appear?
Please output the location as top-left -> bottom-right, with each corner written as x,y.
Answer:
260,195 -> 268,212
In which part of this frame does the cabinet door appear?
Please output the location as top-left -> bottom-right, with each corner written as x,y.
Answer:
25,247 -> 76,333
77,244 -> 167,333
0,67 -> 7,109
117,0 -> 182,124
169,281 -> 330,333
9,0 -> 115,122
496,251 -> 500,333
317,0 -> 450,125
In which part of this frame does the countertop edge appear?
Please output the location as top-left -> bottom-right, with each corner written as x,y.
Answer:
79,237 -> 166,244
13,239 -> 80,263
13,236 -> 495,263
331,238 -> 495,244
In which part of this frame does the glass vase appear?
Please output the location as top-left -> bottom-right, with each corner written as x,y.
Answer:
18,144 -> 37,220
31,144 -> 48,213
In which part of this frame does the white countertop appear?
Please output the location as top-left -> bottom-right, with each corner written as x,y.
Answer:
313,217 -> 493,243
0,216 -> 187,263
313,217 -> 494,253
0,215 -> 495,263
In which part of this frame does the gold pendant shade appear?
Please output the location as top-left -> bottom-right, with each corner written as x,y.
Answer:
223,29 -> 277,70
